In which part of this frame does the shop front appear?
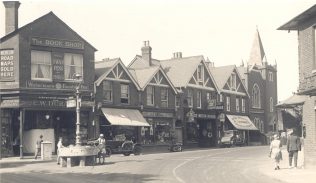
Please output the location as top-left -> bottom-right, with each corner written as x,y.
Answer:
99,108 -> 150,142
0,94 -> 94,157
224,114 -> 259,145
183,108 -> 218,147
142,111 -> 175,145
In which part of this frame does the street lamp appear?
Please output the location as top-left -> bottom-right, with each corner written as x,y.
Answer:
74,73 -> 82,146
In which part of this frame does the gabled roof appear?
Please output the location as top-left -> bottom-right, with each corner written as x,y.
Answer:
248,29 -> 266,67
278,5 -> 316,30
94,58 -> 140,90
128,55 -> 160,69
95,58 -> 119,78
159,55 -> 203,87
128,66 -> 177,93
0,11 -> 97,51
209,65 -> 249,97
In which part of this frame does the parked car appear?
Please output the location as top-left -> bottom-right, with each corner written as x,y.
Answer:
105,139 -> 142,156
220,130 -> 246,147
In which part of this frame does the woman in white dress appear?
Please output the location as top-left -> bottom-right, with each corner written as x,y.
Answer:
270,134 -> 282,170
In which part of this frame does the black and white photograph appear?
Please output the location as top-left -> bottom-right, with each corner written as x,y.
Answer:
0,0 -> 315,182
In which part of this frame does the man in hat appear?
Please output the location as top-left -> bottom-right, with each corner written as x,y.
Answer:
96,134 -> 106,147
287,129 -> 301,169
34,135 -> 43,159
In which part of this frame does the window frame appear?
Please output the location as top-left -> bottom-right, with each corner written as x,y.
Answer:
236,98 -> 240,112
252,84 -> 261,108
64,53 -> 83,81
102,80 -> 112,102
197,64 -> 204,82
197,91 -> 202,108
31,50 -> 52,81
241,98 -> 246,113
120,84 -> 130,104
161,88 -> 168,108
230,73 -> 236,90
187,89 -> 193,107
270,97 -> 274,112
226,96 -> 231,111
146,85 -> 155,106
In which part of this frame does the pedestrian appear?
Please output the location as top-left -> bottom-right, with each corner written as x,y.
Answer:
269,134 -> 282,170
287,129 -> 301,169
34,135 -> 43,159
57,137 -> 64,165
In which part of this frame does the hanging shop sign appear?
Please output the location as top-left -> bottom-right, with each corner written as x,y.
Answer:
142,111 -> 174,118
0,49 -> 14,81
31,37 -> 84,50
196,114 -> 216,119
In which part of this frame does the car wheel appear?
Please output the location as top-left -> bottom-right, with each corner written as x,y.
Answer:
133,146 -> 142,155
123,152 -> 131,156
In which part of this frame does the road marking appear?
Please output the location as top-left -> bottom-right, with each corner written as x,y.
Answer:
172,148 -> 242,183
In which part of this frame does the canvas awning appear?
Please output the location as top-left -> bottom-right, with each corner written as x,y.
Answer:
101,108 -> 150,127
226,115 -> 258,131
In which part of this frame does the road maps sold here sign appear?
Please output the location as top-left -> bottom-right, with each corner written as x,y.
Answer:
0,49 -> 14,81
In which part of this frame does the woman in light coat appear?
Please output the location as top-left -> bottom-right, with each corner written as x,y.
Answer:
270,134 -> 282,170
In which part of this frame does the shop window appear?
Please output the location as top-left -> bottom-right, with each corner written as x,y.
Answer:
1,110 -> 13,156
155,122 -> 171,144
187,89 -> 193,107
236,98 -> 240,112
120,84 -> 129,104
31,50 -> 52,80
197,91 -> 202,108
186,122 -> 198,142
226,96 -> 231,111
146,86 -> 154,106
102,80 -> 112,102
64,53 -> 83,80
161,88 -> 168,108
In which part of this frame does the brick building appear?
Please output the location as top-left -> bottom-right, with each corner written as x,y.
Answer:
238,29 -> 278,136
0,2 -> 97,158
278,4 -> 316,167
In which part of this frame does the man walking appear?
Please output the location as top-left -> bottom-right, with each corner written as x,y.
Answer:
34,135 -> 43,159
287,129 -> 301,169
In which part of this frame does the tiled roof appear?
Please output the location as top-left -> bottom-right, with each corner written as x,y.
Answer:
159,55 -> 204,87
128,55 -> 160,69
276,94 -> 308,108
95,58 -> 119,77
209,65 -> 235,89
128,66 -> 160,89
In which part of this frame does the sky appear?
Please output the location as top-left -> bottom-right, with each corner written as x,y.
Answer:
0,0 -> 315,101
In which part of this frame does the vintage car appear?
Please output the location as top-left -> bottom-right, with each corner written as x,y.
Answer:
220,130 -> 246,147
105,139 -> 142,156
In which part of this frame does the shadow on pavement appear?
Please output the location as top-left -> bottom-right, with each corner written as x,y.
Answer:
0,160 -> 54,169
1,171 -> 159,183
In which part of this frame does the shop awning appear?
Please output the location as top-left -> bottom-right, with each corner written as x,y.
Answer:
101,108 -> 150,127
226,115 -> 258,131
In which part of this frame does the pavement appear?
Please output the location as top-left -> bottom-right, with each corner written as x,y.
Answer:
1,145 -> 315,183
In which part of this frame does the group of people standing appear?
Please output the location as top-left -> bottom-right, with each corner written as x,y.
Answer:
269,129 -> 302,170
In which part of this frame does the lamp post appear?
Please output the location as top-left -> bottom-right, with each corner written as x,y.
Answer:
74,73 -> 82,146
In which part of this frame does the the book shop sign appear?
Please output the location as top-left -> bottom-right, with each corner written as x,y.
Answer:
31,37 -> 84,50
0,49 -> 14,81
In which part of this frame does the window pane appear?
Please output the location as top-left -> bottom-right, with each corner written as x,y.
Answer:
31,50 -> 52,80
121,84 -> 129,104
64,53 -> 83,80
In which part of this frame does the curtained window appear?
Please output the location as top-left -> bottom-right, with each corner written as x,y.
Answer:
120,84 -> 129,104
161,88 -> 168,108
31,50 -> 52,80
147,86 -> 155,106
64,53 -> 83,80
103,81 -> 112,102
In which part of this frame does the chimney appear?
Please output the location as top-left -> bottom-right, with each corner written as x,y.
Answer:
3,1 -> 20,35
141,40 -> 152,66
172,52 -> 182,59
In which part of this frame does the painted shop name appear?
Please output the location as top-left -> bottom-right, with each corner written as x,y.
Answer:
31,37 -> 84,50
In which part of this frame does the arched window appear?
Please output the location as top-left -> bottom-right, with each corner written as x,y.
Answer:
252,84 -> 261,108
270,97 -> 274,112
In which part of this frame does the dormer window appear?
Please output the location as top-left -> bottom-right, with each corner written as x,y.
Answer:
269,71 -> 273,82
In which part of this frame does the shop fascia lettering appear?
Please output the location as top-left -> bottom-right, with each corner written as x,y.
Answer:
31,37 -> 84,50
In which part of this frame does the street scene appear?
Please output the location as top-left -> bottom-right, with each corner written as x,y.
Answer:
0,146 -> 311,183
1,0 -> 316,183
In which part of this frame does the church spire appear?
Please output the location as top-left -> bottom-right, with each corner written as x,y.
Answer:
248,28 -> 266,67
